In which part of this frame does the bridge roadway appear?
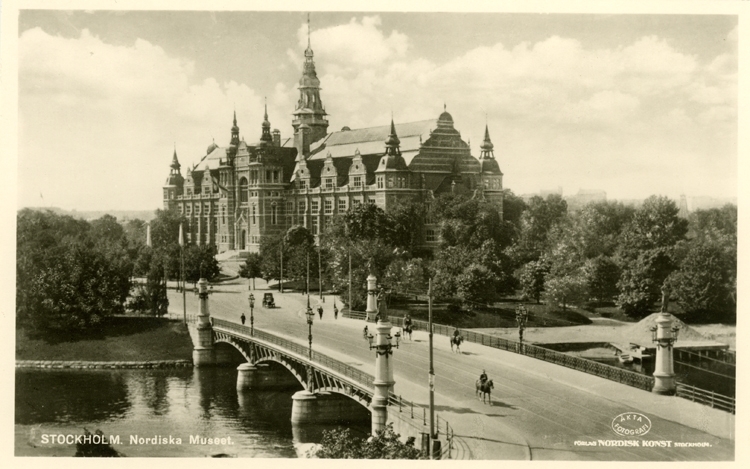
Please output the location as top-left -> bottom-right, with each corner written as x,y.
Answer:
167,279 -> 734,461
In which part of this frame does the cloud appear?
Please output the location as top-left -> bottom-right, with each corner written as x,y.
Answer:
297,16 -> 409,71
18,27 -> 283,211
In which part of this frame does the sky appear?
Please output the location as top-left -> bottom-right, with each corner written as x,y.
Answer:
15,9 -> 739,211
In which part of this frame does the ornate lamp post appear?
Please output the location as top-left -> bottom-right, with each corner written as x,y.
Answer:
515,305 -> 528,344
248,293 -> 255,336
650,286 -> 680,395
367,284 -> 398,436
305,297 -> 314,360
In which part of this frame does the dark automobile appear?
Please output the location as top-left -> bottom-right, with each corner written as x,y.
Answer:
262,293 -> 275,308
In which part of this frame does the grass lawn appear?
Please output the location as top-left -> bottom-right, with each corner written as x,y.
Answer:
387,297 -> 592,329
16,317 -> 194,361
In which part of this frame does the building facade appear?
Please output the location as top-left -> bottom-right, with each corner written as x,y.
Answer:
164,36 -> 504,253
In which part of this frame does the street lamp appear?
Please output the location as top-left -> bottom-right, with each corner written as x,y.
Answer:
515,305 -> 528,344
305,297 -> 314,360
248,293 -> 255,336
366,330 -> 401,356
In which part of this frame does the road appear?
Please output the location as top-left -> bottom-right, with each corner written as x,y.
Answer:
167,276 -> 734,461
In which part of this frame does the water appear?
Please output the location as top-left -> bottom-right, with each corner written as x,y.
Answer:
15,367 -> 370,457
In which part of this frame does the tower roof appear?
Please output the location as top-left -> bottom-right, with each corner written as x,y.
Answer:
260,100 -> 273,146
480,124 -> 494,153
385,118 -> 401,150
170,147 -> 181,170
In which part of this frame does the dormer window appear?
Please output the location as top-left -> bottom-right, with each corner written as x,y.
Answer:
325,178 -> 333,190
353,176 -> 362,188
299,180 -> 307,190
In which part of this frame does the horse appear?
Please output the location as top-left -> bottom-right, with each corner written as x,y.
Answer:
475,379 -> 494,404
402,324 -> 413,340
450,335 -> 463,353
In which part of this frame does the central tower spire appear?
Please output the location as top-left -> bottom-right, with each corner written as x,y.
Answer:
293,13 -> 329,152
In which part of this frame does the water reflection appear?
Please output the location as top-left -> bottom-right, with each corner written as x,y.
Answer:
15,367 -> 326,457
16,369 -> 131,424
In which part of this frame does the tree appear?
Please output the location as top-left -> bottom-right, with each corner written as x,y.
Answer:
320,208 -> 402,310
582,256 -> 621,302
542,240 -> 587,311
184,244 -> 220,284
388,198 -> 425,253
501,189 -> 527,232
343,203 -> 395,243
284,225 -> 317,290
616,248 -> 675,318
239,252 -> 262,289
16,210 -> 133,339
512,194 -> 568,264
430,241 -> 515,306
616,196 -> 687,317
432,193 -> 514,252
544,274 -> 587,312
519,258 -> 550,304
309,424 -> 424,459
668,240 -> 734,322
127,261 -> 169,316
619,196 -> 688,254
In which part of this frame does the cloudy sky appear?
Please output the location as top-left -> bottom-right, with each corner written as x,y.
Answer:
16,9 -> 738,211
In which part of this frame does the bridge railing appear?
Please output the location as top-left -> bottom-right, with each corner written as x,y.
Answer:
675,382 -> 735,414
388,392 -> 455,459
384,316 -> 737,413
342,309 -> 368,321
211,317 -> 374,390
376,316 -> 655,392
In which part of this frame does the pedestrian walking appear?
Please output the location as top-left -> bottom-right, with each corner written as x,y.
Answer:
317,305 -> 323,320
240,313 -> 246,325
333,304 -> 339,320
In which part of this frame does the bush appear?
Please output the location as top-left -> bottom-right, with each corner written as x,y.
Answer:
309,424 -> 425,459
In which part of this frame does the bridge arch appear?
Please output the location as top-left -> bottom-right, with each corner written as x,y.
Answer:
212,330 -> 372,416
213,337 -> 252,364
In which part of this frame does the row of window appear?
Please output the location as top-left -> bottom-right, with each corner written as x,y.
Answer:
376,175 -> 408,189
298,175 -> 363,190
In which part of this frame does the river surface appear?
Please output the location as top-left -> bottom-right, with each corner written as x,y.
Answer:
15,367 -> 370,457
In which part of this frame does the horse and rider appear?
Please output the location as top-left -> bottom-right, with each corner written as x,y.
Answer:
475,369 -> 494,404
450,328 -> 463,353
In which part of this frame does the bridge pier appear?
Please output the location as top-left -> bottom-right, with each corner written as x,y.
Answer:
290,390 -> 318,424
236,363 -> 258,390
291,391 -> 370,425
236,363 -> 301,391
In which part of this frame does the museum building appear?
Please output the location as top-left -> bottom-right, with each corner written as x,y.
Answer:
163,34 -> 504,253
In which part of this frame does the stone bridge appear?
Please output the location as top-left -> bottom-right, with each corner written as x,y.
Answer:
206,317 -> 375,424
187,278 -> 453,458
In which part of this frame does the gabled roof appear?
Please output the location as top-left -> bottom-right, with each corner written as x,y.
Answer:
309,120 -> 436,164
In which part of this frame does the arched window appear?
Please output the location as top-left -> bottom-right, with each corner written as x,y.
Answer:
239,177 -> 248,203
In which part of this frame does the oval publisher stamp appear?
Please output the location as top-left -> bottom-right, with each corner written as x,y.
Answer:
611,412 -> 652,437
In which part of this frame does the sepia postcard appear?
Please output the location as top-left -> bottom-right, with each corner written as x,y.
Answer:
2,0 -> 747,467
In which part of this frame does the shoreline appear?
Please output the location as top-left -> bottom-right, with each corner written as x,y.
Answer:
16,359 -> 192,369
